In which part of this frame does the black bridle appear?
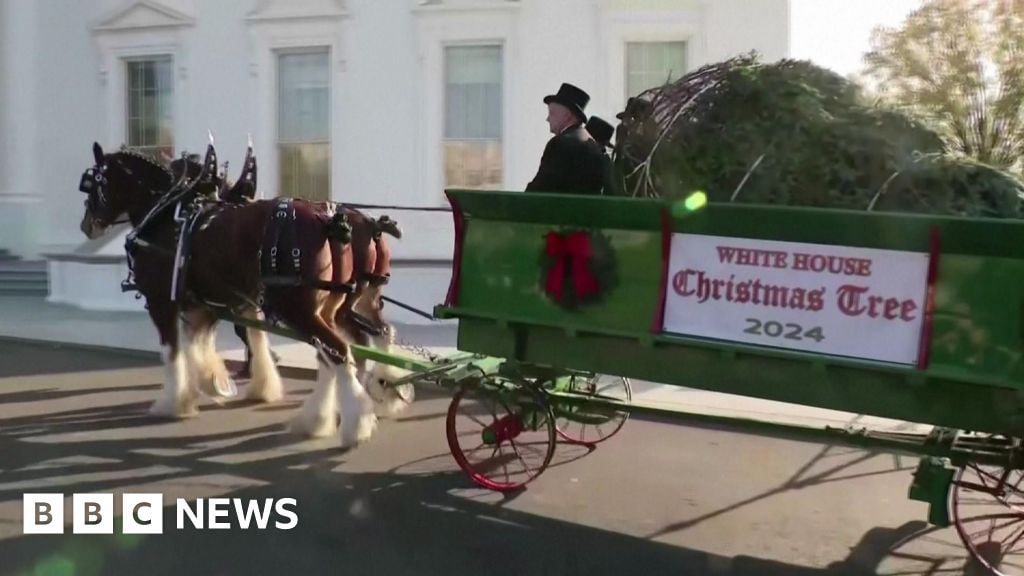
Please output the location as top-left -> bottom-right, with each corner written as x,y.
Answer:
79,154 -> 175,227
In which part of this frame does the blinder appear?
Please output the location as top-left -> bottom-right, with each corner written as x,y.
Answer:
79,164 -> 108,216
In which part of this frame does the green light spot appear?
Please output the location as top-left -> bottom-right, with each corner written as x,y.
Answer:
113,532 -> 145,550
33,555 -> 75,576
684,191 -> 707,211
671,191 -> 708,218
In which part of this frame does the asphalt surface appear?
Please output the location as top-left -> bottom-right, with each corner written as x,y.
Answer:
0,339 -> 996,576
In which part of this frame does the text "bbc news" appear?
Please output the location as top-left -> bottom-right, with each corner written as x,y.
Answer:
23,493 -> 298,534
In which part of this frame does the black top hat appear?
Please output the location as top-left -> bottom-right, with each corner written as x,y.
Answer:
587,116 -> 614,149
543,83 -> 590,123
616,96 -> 653,120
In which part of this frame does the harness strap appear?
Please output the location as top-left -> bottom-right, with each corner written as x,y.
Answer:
282,202 -> 299,275
262,199 -> 292,276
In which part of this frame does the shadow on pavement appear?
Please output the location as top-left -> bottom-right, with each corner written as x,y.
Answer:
0,338 -> 159,378
0,340 -> 992,576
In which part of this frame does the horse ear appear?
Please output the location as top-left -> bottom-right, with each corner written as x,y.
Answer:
92,142 -> 104,165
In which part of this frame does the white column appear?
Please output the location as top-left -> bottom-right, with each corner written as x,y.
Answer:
0,0 -> 7,199
0,0 -> 41,258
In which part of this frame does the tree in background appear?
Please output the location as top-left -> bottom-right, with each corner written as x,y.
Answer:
863,0 -> 1024,175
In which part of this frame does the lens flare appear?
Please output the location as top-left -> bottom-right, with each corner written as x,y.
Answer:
671,191 -> 707,218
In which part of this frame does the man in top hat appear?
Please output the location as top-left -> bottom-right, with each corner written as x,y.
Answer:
585,115 -> 624,196
525,83 -> 605,195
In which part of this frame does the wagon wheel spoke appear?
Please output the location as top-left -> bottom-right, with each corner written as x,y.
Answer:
1001,520 -> 1024,550
466,413 -> 490,429
1012,472 -> 1024,494
969,516 -> 1024,540
507,436 -> 534,479
495,441 -> 511,485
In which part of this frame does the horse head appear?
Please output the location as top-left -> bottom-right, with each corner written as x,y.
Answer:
78,142 -> 175,239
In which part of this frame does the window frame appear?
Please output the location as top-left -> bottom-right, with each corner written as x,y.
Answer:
625,40 -> 689,100
442,42 -> 505,191
275,46 -> 332,201
123,54 -> 175,161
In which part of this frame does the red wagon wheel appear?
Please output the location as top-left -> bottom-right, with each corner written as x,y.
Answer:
952,461 -> 1024,575
446,379 -> 556,492
553,374 -> 631,445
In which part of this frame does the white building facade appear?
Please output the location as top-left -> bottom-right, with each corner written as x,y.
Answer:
0,0 -> 790,322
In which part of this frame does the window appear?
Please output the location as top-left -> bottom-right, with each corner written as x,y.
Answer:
626,41 -> 687,98
277,50 -> 330,201
444,45 -> 502,190
125,56 -> 174,161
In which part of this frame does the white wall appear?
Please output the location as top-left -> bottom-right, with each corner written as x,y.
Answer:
3,0 -> 790,318
0,0 -> 8,203
0,0 -> 42,258
704,0 -> 790,64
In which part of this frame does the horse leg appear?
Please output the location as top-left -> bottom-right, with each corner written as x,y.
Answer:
350,284 -> 413,416
182,309 -> 237,401
287,305 -> 376,447
243,308 -> 284,403
148,301 -> 199,418
285,292 -> 348,437
288,352 -> 339,438
316,320 -> 378,449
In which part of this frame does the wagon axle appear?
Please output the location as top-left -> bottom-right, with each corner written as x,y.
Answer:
481,414 -> 524,445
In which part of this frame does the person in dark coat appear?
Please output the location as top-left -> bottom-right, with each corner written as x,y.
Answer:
585,115 -> 625,196
525,83 -> 606,195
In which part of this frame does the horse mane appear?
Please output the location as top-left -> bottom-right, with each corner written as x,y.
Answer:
109,150 -> 175,191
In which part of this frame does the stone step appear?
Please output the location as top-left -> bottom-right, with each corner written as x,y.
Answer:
0,286 -> 48,296
0,259 -> 46,272
0,257 -> 48,295
0,274 -> 47,284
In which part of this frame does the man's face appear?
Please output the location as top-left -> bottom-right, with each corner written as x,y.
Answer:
546,103 -> 575,134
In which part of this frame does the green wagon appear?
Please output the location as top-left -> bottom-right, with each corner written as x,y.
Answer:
398,188 -> 1024,575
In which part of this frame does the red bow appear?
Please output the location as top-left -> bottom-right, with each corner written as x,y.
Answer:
545,231 -> 600,303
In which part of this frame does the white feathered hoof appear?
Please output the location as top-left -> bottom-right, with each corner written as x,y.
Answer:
340,396 -> 378,449
338,361 -> 378,448
287,365 -> 338,438
152,346 -> 198,418
368,364 -> 414,418
246,368 -> 283,403
200,372 -> 238,401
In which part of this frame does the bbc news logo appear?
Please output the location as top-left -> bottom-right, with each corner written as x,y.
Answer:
23,493 -> 298,534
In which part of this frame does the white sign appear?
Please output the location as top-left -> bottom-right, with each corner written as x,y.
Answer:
661,234 -> 931,365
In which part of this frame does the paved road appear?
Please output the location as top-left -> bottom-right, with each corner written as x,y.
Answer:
0,340 -> 992,575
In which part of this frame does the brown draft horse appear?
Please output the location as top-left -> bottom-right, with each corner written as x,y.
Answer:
167,145 -> 413,418
76,141 -> 402,448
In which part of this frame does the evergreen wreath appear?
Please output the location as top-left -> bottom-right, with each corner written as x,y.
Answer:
539,228 -> 618,309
